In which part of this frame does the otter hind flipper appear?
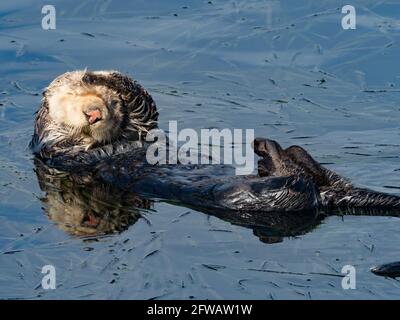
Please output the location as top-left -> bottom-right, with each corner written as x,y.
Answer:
253,137 -> 400,211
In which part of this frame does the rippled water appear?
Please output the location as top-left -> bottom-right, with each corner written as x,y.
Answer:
0,0 -> 400,299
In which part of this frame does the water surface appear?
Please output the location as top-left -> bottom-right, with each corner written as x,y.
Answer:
0,0 -> 400,299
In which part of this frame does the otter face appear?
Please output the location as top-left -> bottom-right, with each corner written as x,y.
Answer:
45,71 -> 125,146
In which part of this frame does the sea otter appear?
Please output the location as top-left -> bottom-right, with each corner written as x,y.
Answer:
30,70 -> 400,213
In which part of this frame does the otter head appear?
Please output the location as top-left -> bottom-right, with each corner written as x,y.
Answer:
33,70 -> 158,156
45,71 -> 126,146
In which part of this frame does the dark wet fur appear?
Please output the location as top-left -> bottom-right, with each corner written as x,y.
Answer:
32,136 -> 400,214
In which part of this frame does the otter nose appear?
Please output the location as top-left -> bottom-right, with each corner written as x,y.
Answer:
85,109 -> 102,125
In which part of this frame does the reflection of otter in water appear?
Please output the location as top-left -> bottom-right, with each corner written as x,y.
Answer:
35,159 -> 152,236
30,70 -> 400,217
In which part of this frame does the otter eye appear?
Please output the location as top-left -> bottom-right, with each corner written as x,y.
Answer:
108,99 -> 118,111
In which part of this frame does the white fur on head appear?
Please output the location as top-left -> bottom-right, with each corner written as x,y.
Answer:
45,70 -> 124,146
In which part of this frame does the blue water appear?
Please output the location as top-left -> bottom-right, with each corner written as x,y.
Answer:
0,0 -> 399,299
